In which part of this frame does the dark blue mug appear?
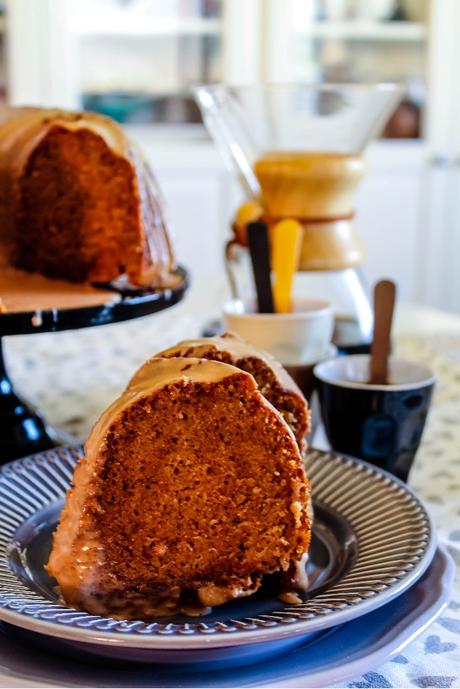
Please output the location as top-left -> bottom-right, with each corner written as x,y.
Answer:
314,355 -> 436,482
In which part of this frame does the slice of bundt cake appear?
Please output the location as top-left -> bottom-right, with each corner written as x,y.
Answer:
155,332 -> 310,449
0,107 -> 174,286
46,357 -> 311,619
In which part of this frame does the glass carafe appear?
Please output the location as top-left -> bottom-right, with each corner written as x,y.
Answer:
194,83 -> 401,352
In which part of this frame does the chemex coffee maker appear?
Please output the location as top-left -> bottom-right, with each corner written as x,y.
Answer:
195,84 -> 401,352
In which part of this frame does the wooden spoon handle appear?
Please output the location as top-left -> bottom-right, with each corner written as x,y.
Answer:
370,280 -> 396,385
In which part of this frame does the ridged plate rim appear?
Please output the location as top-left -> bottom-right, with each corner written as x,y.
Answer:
0,446 -> 436,649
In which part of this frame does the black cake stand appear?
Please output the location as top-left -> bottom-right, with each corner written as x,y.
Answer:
0,266 -> 189,462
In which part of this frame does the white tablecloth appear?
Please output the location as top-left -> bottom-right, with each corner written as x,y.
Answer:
3,301 -> 460,689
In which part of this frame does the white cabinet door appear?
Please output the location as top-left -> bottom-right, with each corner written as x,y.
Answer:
157,168 -> 242,313
158,171 -> 228,285
415,161 -> 460,314
355,141 -> 426,303
130,131 -> 240,306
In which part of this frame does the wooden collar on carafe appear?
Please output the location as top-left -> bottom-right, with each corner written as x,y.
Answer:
264,211 -> 356,224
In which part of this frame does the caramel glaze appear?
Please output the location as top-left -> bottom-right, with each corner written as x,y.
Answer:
0,253 -> 120,314
153,333 -> 304,403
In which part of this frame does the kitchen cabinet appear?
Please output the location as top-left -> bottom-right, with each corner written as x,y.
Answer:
4,0 -> 429,133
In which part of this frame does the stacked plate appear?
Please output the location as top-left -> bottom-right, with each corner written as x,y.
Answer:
0,447 -> 453,687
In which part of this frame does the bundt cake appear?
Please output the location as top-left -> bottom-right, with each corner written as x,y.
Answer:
155,332 -> 310,449
0,107 -> 174,286
47,356 -> 311,619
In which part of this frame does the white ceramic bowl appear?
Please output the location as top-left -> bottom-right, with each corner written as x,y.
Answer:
222,298 -> 334,366
352,0 -> 397,20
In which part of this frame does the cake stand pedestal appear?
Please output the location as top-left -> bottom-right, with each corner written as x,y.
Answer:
0,267 -> 188,461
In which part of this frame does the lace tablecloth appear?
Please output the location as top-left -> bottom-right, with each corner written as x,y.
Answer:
3,302 -> 460,689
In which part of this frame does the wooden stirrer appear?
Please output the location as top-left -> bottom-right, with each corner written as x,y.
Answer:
369,279 -> 396,385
